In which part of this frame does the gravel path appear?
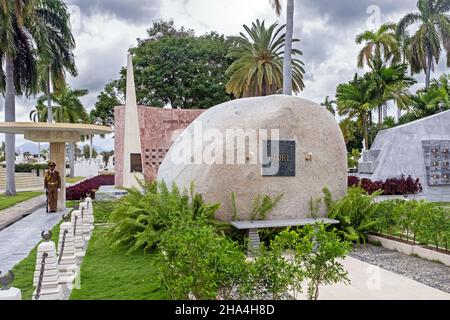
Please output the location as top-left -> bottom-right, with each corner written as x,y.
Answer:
349,244 -> 450,293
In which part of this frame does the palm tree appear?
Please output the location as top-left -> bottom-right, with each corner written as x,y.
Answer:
336,76 -> 377,150
356,22 -> 401,69
30,86 -> 89,177
397,0 -> 450,89
35,0 -> 77,123
321,96 -> 336,116
0,0 -> 75,195
226,19 -> 305,98
366,61 -> 416,123
400,74 -> 450,123
270,0 -> 295,95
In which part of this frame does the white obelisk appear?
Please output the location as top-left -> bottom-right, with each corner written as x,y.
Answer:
122,54 -> 144,188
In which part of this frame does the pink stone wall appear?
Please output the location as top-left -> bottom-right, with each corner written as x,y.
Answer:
115,106 -> 204,186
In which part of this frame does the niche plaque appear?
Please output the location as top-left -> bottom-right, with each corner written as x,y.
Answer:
262,140 -> 296,177
422,140 -> 450,186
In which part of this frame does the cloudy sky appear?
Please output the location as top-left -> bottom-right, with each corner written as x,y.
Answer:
1,0 -> 449,151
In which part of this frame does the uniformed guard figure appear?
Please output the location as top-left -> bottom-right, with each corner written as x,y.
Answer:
44,162 -> 61,213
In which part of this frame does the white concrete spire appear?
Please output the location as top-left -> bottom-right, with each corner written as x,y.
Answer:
122,54 -> 144,187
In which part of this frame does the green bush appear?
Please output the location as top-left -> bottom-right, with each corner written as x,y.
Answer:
270,224 -> 351,300
159,219 -> 247,300
106,181 -> 220,253
328,187 -> 381,244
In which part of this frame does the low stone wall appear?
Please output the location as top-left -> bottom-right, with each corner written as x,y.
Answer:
367,234 -> 450,266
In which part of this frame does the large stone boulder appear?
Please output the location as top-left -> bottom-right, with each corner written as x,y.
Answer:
157,95 -> 347,221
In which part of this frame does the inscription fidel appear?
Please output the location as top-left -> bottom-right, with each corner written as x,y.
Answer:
262,140 -> 296,177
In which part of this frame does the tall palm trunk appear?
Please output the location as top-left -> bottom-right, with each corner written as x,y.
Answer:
89,135 -> 93,163
47,68 -> 53,123
5,55 -> 16,196
38,142 -> 41,162
283,0 -> 294,95
425,48 -> 432,89
363,112 -> 369,150
69,142 -> 75,178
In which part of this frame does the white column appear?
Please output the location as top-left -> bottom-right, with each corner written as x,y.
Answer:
50,142 -> 66,211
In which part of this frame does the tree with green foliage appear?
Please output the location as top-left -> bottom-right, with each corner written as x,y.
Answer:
321,96 -> 336,116
1,0 -> 75,195
90,80 -> 124,128
82,145 -> 97,160
226,19 -> 305,97
294,224 -> 350,300
104,20 -> 232,111
399,74 -> 450,124
336,76 -> 376,150
356,23 -> 401,69
30,86 -> 88,177
397,0 -> 450,89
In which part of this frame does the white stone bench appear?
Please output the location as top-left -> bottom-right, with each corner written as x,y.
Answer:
230,218 -> 340,252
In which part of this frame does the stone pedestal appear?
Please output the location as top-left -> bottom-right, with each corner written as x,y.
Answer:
0,288 -> 22,300
85,197 -> 95,230
71,210 -> 85,259
32,241 -> 64,300
50,142 -> 66,211
57,222 -> 77,289
80,203 -> 92,241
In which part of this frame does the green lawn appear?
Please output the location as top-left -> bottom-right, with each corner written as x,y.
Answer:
0,191 -> 43,211
10,200 -> 168,300
66,176 -> 85,184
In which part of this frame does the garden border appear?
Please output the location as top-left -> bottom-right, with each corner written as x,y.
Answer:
367,234 -> 450,266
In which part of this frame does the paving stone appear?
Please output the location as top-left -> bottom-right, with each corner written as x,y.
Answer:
0,208 -> 68,272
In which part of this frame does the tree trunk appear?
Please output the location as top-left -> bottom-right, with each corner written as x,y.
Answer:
383,105 -> 388,120
378,106 -> 382,124
363,113 -> 369,150
38,142 -> 41,163
283,0 -> 294,95
5,55 -> 16,196
425,48 -> 432,89
89,135 -> 93,164
397,106 -> 402,121
69,142 -> 75,178
47,68 -> 53,123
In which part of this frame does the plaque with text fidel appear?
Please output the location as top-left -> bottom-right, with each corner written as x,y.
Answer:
262,140 -> 296,177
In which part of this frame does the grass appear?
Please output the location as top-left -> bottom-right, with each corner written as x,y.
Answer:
69,227 -> 168,300
66,176 -> 85,184
69,200 -> 168,300
9,200 -> 169,300
0,191 -> 43,211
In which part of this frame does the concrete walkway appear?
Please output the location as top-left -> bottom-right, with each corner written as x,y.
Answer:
0,194 -> 46,231
291,256 -> 450,300
0,208 -> 68,273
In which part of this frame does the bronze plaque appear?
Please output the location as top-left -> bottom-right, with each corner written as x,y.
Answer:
130,153 -> 143,173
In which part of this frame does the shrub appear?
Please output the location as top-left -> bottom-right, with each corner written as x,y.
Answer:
240,243 -> 295,300
66,174 -> 114,200
159,219 -> 247,300
348,175 -> 422,195
328,187 -> 381,244
273,224 -> 351,300
106,181 -> 220,253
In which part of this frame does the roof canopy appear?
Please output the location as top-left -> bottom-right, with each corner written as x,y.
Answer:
0,122 -> 113,142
